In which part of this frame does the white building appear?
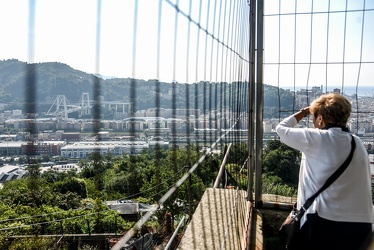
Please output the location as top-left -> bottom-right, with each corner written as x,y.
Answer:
60,141 -> 149,158
51,163 -> 81,173
0,164 -> 26,184
263,122 -> 272,133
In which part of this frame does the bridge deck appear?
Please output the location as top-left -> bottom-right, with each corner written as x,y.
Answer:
177,188 -> 260,250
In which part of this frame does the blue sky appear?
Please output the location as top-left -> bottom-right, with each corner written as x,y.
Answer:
0,0 -> 373,87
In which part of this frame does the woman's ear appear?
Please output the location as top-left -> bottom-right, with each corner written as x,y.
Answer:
318,114 -> 325,127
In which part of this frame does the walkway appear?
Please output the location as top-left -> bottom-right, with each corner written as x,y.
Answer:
177,188 -> 261,250
178,189 -> 374,250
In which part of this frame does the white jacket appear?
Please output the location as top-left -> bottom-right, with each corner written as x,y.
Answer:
276,115 -> 373,227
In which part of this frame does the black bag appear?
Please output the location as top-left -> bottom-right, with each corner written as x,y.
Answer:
279,203 -> 300,249
278,134 -> 356,249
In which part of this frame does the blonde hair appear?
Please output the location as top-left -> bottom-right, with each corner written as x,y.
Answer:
309,93 -> 351,125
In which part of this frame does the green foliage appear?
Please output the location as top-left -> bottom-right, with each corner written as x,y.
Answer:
4,236 -> 56,250
262,140 -> 300,199
263,85 -> 295,119
226,163 -> 247,189
41,169 -> 77,184
84,179 -> 101,199
227,142 -> 248,166
54,192 -> 82,210
178,174 -> 206,213
262,174 -> 297,197
53,177 -> 87,198
90,152 -> 106,192
0,178 -> 54,207
0,179 -> 30,205
0,145 -> 230,248
263,140 -> 300,187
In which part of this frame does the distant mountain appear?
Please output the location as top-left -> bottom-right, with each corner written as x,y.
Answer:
0,59 -> 293,118
0,59 -> 95,104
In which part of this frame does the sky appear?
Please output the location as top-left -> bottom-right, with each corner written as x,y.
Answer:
0,0 -> 236,84
0,0 -> 373,87
263,0 -> 374,88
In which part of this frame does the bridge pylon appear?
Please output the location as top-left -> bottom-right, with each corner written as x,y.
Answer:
46,95 -> 69,120
46,95 -> 81,120
80,92 -> 92,116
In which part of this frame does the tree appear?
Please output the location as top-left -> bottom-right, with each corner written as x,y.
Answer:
264,140 -> 294,155
26,160 -> 45,207
54,191 -> 82,210
90,152 -> 106,192
53,177 -> 87,199
0,179 -> 30,206
263,85 -> 295,118
227,142 -> 248,166
262,140 -> 300,187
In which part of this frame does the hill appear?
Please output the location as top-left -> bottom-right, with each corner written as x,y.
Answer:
0,59 -> 94,103
0,59 -> 294,117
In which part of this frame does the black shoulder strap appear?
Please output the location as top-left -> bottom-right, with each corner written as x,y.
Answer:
295,134 -> 356,221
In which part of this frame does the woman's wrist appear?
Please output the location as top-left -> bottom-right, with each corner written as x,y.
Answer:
294,107 -> 310,123
300,108 -> 309,117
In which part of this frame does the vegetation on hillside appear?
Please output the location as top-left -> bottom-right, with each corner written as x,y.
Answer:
0,59 -> 294,118
0,145 -> 225,249
262,140 -> 300,198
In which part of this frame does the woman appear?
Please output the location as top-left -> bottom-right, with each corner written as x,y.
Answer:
276,93 -> 373,249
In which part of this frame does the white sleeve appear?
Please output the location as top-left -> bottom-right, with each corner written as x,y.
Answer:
275,115 -> 311,152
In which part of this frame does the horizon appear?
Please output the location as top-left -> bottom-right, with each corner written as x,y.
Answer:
1,58 -> 373,92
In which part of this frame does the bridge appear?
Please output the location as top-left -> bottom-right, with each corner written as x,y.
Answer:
46,95 -> 82,120
46,93 -> 133,120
